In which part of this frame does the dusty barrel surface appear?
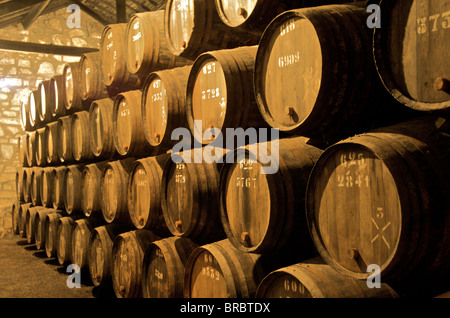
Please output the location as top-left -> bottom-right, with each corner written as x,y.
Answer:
127,154 -> 171,232
57,115 -> 74,164
126,10 -> 192,79
12,201 -> 20,235
40,167 -> 54,208
25,206 -> 46,244
44,211 -> 65,257
71,218 -> 105,270
49,74 -> 66,120
28,90 -> 41,130
21,168 -> 32,203
18,134 -> 28,168
186,46 -> 268,145
184,239 -> 290,298
161,151 -> 226,243
79,52 -> 109,104
34,208 -> 59,250
113,90 -> 152,157
18,203 -> 32,238
88,224 -> 132,289
20,99 -> 32,132
51,166 -> 66,210
306,117 -> 450,288
141,236 -> 198,298
254,4 -> 408,142
64,164 -> 85,215
111,230 -> 161,298
100,158 -> 135,224
81,161 -> 109,218
255,258 -> 399,298
26,130 -> 37,167
142,66 -> 192,152
71,111 -> 95,162
164,0 -> 258,61
219,137 -> 323,254
37,80 -> 53,126
374,0 -> 450,116
100,23 -> 142,92
45,122 -> 59,165
89,98 -> 117,160
15,169 -> 24,202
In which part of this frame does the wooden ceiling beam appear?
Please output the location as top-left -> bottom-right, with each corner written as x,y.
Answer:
0,0 -> 47,17
21,0 -> 50,29
0,38 -> 98,56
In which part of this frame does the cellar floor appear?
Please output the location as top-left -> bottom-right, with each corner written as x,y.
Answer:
0,235 -> 109,298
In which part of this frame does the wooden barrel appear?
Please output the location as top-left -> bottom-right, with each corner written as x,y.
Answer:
71,217 -> 105,270
44,122 -> 59,165
164,0 -> 258,61
306,116 -> 450,288
254,4 -> 410,143
184,239 -> 290,298
44,211 -> 65,258
81,161 -> 109,218
12,201 -> 20,235
79,52 -> 109,104
49,74 -> 66,120
71,111 -> 95,162
20,98 -> 32,132
88,224 -> 132,289
127,154 -> 170,232
113,90 -> 152,157
214,0 -> 349,35
88,98 -> 117,160
25,205 -> 46,244
255,257 -> 399,298
34,208 -> 59,250
21,167 -> 32,203
30,167 -> 42,206
125,10 -> 192,79
39,167 -> 54,208
63,62 -> 89,112
142,66 -> 192,151
57,215 -> 83,265
374,0 -> 450,116
28,89 -> 41,130
15,169 -> 24,203
37,79 -> 52,125
111,229 -> 161,298
19,134 -> 29,167
51,166 -> 66,210
18,203 -> 32,238
100,158 -> 135,224
100,23 -> 142,92
186,46 -> 268,145
35,127 -> 47,167
161,151 -> 226,243
26,130 -> 37,167
141,236 -> 198,298
64,164 -> 85,215
219,136 -> 323,254
57,115 -> 74,163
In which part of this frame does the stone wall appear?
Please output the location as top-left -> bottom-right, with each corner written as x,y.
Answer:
0,6 -> 104,236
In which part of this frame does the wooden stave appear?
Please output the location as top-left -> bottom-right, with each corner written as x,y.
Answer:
37,80 -> 53,125
26,130 -> 37,167
44,211 -> 65,258
21,168 -> 33,204
35,127 -> 47,167
30,167 -> 43,206
19,134 -> 29,167
63,62 -> 90,113
39,167 -> 54,208
63,164 -> 85,215
18,203 -> 32,238
25,205 -> 46,245
28,89 -> 42,131
51,166 -> 66,210
34,208 -> 60,250
49,74 -> 67,120
79,52 -> 109,104
56,215 -> 83,266
44,122 -> 59,166
71,110 -> 96,162
12,201 -> 20,235
71,217 -> 105,271
57,115 -> 75,164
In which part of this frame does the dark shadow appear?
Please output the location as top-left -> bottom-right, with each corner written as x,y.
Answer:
32,250 -> 48,258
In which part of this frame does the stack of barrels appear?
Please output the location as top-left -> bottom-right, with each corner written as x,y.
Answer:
11,0 -> 450,299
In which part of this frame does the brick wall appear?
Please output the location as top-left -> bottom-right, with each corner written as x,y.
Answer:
0,6 -> 104,236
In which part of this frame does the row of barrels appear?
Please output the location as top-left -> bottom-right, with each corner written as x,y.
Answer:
10,202 -> 400,298
15,115 -> 450,297
20,1 -> 450,148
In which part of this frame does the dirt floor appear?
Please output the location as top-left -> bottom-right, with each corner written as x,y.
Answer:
0,234 -> 114,298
